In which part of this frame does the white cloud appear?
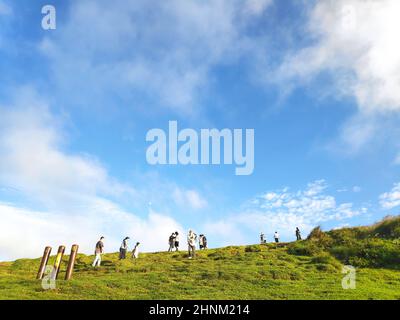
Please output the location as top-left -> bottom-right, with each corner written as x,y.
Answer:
0,89 -> 184,261
39,0 -> 273,113
380,183 -> 400,210
173,188 -> 208,210
272,0 -> 400,153
204,180 -> 365,243
0,88 -> 135,210
0,201 -> 182,261
276,0 -> 400,114
394,153 -> 400,165
304,179 -> 328,197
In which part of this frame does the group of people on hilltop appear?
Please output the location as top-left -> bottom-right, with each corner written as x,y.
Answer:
260,227 -> 302,244
119,237 -> 141,260
91,230 -> 208,267
92,236 -> 140,267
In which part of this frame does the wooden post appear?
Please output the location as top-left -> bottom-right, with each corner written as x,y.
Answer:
50,245 -> 65,280
65,244 -> 79,280
37,246 -> 52,279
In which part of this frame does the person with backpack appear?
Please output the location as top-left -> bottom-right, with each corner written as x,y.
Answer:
174,232 -> 180,251
119,236 -> 129,259
168,233 -> 176,252
92,236 -> 104,267
187,229 -> 197,259
296,227 -> 302,241
132,242 -> 140,259
274,231 -> 280,243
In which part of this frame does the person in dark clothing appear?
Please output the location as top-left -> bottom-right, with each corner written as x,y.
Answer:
296,227 -> 302,241
174,232 -> 180,251
168,233 -> 176,252
260,232 -> 266,244
119,236 -> 129,259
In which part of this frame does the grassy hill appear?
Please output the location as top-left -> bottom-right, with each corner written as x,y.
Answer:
1,216 -> 400,300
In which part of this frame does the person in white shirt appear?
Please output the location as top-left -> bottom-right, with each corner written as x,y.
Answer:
92,236 -> 104,267
132,242 -> 140,259
187,229 -> 197,259
274,232 -> 280,243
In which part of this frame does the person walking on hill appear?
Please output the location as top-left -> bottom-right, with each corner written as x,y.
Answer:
119,236 -> 129,259
132,242 -> 140,259
168,233 -> 176,252
274,231 -> 280,243
92,236 -> 104,267
174,232 -> 180,251
260,232 -> 266,244
296,227 -> 302,241
187,229 -> 197,259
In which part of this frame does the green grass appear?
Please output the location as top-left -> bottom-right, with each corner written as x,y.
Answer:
1,217 -> 400,300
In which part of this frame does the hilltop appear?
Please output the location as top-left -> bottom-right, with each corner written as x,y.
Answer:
1,216 -> 400,300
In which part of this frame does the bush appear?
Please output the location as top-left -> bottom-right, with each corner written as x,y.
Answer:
371,216 -> 400,239
311,253 -> 341,270
307,226 -> 325,240
245,245 -> 262,253
330,239 -> 400,268
287,241 -> 322,256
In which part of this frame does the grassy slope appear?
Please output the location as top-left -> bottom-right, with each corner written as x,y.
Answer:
1,216 -> 400,300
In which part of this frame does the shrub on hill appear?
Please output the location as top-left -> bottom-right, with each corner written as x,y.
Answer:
287,216 -> 400,269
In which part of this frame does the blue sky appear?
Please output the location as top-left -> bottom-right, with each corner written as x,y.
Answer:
1,0 -> 400,260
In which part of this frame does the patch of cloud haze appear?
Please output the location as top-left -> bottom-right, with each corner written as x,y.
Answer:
0,88 -> 135,210
394,153 -> 400,165
0,1 -> 11,15
380,183 -> 400,210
